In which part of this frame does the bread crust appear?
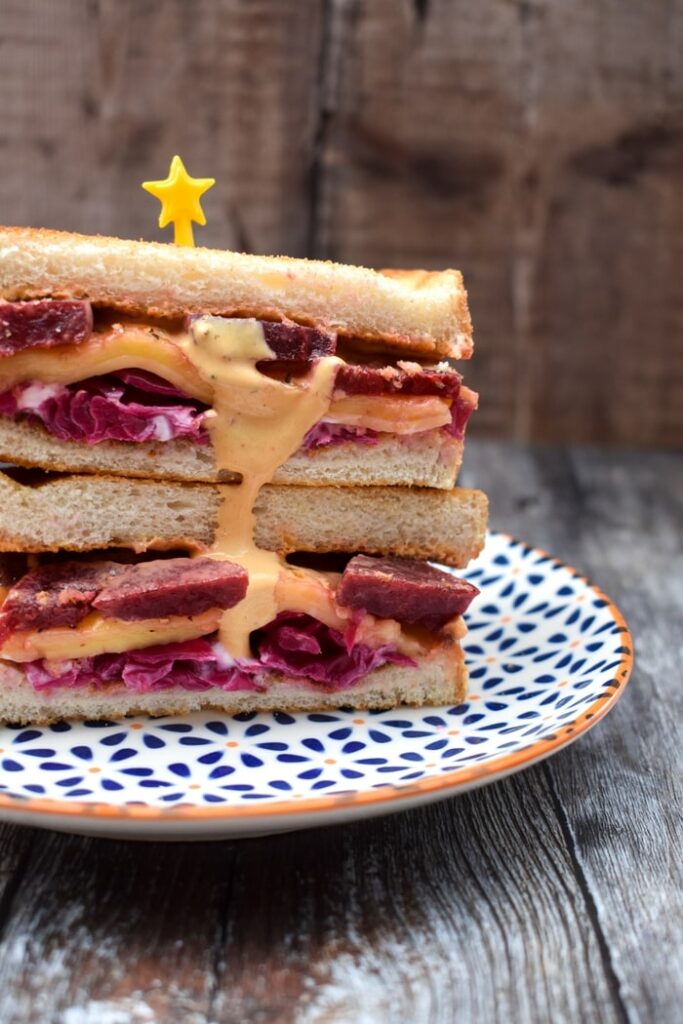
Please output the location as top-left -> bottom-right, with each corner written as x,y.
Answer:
0,226 -> 473,359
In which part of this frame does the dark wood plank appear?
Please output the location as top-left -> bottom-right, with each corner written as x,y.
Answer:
0,781 -> 624,1023
547,448 -> 683,1024
311,0 -> 521,440
0,824 -> 35,930
313,0 -> 683,447
210,775 -> 624,1023
0,830 -> 235,1023
461,440 -> 683,1023
0,0 -> 324,256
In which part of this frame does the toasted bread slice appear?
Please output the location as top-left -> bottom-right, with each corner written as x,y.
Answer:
0,227 -> 472,359
0,471 -> 488,567
0,417 -> 463,489
0,646 -> 467,725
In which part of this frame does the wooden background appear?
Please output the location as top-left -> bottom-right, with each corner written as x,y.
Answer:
1,0 -> 682,447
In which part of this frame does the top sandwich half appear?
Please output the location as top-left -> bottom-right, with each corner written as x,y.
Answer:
0,227 -> 475,488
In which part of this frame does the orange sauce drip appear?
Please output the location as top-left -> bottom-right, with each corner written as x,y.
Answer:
180,316 -> 341,658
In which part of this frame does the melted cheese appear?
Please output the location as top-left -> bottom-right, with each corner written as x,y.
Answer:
0,322 -> 213,404
2,607 -> 223,662
273,566 -> 432,657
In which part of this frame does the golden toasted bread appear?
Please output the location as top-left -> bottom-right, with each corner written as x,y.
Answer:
0,226 -> 472,358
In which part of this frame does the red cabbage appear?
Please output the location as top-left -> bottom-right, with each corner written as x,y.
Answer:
0,371 -> 478,450
253,612 -> 413,690
444,393 -> 477,440
113,369 -> 193,399
25,638 -> 260,694
302,422 -> 379,450
23,615 -> 414,695
0,375 -> 209,445
302,392 -> 478,449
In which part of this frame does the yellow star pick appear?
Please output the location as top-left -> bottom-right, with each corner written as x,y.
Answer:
142,155 -> 215,247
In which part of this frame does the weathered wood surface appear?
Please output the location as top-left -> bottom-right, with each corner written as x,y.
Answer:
0,0 -> 323,255
315,0 -> 683,447
0,443 -> 679,1023
1,0 -> 682,447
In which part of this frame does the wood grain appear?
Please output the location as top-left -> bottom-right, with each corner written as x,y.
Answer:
210,778 -> 623,1024
460,441 -> 683,1024
0,782 -> 627,1024
0,0 -> 323,255
0,829 -> 234,1022
313,0 -> 683,447
0,444 -> 679,1023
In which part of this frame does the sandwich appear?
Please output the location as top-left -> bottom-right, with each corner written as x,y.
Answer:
0,226 -> 487,724
0,471 -> 486,724
0,228 -> 476,488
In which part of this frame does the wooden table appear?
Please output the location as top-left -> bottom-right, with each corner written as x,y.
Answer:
0,441 -> 679,1023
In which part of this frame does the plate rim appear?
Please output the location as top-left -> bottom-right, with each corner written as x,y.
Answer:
0,533 -> 634,826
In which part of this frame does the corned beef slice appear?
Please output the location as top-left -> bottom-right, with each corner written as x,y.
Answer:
92,557 -> 248,620
0,556 -> 248,636
0,561 -> 126,635
337,555 -> 479,632
24,616 -> 413,694
334,363 -> 462,398
260,321 -> 336,360
0,300 -> 93,355
0,553 -> 474,641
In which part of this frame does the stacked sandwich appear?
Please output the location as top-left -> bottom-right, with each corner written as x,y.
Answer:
0,227 -> 488,724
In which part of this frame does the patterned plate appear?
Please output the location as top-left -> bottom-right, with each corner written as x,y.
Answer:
0,534 -> 633,840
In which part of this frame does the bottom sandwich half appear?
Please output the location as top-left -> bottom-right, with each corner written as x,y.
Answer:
0,472 -> 487,724
0,552 -> 475,725
0,648 -> 466,726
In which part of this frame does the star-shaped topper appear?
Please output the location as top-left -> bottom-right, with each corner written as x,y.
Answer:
142,155 -> 215,247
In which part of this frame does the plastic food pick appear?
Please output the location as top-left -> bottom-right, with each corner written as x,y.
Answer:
142,155 -> 215,247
